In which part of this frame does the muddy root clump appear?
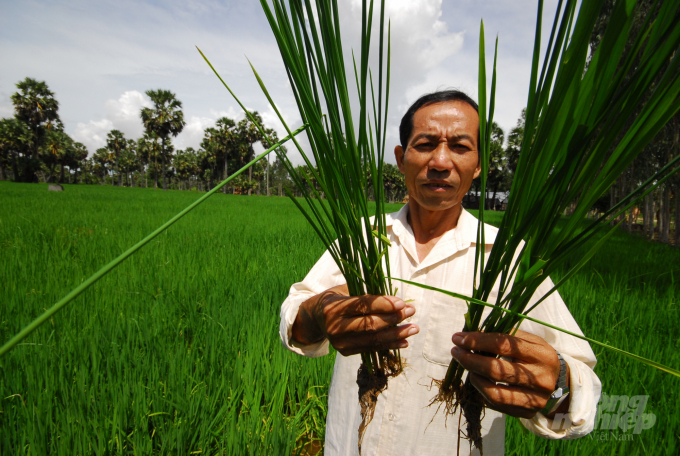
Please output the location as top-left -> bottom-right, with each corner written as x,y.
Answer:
428,377 -> 486,455
459,379 -> 485,455
356,352 -> 403,452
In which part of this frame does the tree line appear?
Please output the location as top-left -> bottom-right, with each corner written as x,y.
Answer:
0,78 -> 411,202
0,79 -> 332,196
0,76 -> 521,206
0,65 -> 676,244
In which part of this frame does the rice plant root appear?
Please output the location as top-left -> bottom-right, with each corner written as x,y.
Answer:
459,379 -> 485,455
356,353 -> 403,453
429,377 -> 486,455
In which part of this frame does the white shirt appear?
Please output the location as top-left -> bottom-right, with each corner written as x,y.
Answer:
280,205 -> 601,456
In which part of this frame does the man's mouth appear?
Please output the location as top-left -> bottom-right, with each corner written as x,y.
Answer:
423,181 -> 453,192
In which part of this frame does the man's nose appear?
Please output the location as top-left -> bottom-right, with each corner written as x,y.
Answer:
429,143 -> 454,171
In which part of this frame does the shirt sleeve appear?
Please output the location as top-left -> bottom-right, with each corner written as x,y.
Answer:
517,277 -> 602,439
279,248 -> 347,358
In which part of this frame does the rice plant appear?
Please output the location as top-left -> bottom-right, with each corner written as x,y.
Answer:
396,0 -> 680,452
199,0 -> 399,448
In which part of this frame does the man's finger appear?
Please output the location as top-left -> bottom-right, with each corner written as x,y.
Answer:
451,331 -> 555,364
339,305 -> 415,334
335,338 -> 409,357
332,323 -> 419,356
450,346 -> 552,390
469,373 -> 548,419
345,295 -> 407,316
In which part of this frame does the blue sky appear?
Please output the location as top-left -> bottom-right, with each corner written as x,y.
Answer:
0,0 -> 561,164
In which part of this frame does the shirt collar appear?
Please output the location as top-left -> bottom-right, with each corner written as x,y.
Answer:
386,203 -> 498,269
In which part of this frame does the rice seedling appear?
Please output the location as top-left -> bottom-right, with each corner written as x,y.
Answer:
395,0 -> 680,452
199,0 -> 399,448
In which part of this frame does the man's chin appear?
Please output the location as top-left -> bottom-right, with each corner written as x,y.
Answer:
409,196 -> 462,212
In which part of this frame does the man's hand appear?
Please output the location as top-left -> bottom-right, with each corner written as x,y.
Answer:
292,285 -> 419,356
450,330 -> 570,419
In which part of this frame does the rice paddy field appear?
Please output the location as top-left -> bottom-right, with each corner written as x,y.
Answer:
0,181 -> 678,455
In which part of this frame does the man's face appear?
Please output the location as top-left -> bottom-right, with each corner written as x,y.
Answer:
395,101 -> 481,212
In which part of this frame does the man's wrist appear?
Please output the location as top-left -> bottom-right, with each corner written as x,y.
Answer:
545,360 -> 571,419
291,293 -> 334,346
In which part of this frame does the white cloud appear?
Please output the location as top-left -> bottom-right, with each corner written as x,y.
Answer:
330,0 -> 468,160
73,118 -> 114,153
174,116 -> 214,150
209,107 -> 243,121
71,90 -> 151,153
383,0 -> 465,70
103,91 -> 152,138
341,0 -> 465,74
259,103 -> 309,165
418,31 -> 466,70
260,104 -> 300,140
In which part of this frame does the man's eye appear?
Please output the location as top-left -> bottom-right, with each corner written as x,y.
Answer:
414,142 -> 434,150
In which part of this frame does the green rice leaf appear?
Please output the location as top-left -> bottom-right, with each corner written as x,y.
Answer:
371,230 -> 391,246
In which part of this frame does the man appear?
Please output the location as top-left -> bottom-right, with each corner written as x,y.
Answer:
280,90 -> 601,455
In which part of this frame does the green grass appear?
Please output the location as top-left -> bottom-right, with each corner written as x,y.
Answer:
0,182 -> 678,455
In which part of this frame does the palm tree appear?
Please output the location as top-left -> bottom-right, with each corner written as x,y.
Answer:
200,117 -> 236,193
125,139 -> 137,187
69,142 -> 88,184
140,90 -> 185,191
10,78 -> 60,182
93,148 -> 111,185
215,117 -> 236,194
118,146 -> 137,187
39,120 -> 72,183
0,117 -> 32,181
11,78 -> 60,160
106,130 -> 127,186
137,132 -> 159,188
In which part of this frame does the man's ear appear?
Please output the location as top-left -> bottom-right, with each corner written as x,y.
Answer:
395,145 -> 406,174
473,154 -> 482,179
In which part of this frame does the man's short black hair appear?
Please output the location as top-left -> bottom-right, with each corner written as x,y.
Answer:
399,89 -> 479,149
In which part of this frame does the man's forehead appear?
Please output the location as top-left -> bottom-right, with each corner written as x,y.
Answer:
413,100 -> 479,123
410,101 -> 479,139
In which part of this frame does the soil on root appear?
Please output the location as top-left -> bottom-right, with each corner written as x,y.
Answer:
459,379 -> 485,455
428,377 -> 486,455
356,353 -> 403,453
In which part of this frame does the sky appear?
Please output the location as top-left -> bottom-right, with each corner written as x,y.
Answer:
0,0 -> 561,165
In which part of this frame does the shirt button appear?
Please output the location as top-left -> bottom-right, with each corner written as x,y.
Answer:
388,413 -> 395,421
